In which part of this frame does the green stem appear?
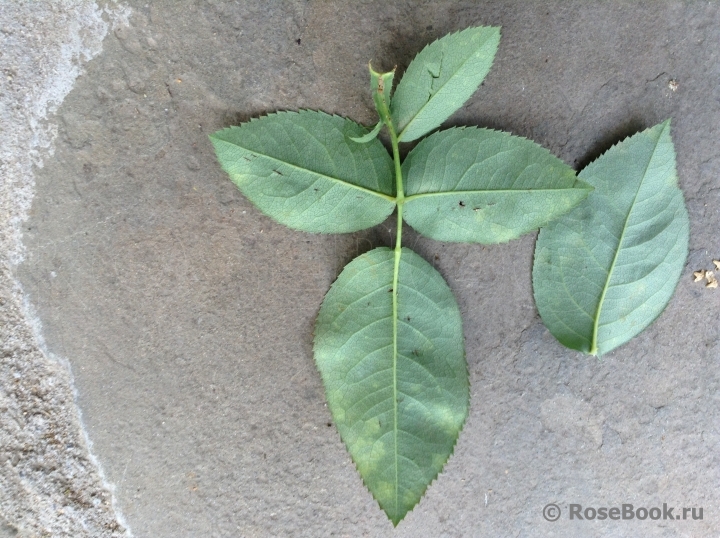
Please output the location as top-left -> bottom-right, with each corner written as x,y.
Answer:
385,99 -> 404,519
389,123 -> 404,404
370,64 -> 404,515
389,123 -> 404,249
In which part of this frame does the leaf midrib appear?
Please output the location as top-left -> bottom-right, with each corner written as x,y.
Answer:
391,239 -> 402,521
212,137 -> 396,203
404,187 -> 586,202
589,133 -> 664,355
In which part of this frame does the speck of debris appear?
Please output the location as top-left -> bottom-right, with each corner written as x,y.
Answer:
692,261 -> 719,289
705,270 -> 718,289
669,79 -> 679,91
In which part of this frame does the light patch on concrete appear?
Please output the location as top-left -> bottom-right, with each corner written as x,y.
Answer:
0,1 -> 131,536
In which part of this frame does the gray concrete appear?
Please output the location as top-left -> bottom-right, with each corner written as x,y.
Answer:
4,1 -> 720,536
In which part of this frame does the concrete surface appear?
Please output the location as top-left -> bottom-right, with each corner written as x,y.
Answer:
0,2 -> 130,536
4,1 -> 720,537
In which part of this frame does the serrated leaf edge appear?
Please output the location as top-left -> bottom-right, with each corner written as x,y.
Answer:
579,119 -> 674,181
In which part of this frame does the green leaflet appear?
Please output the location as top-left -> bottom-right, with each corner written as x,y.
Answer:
402,127 -> 592,243
314,247 -> 468,525
390,26 -> 500,142
210,110 -> 395,233
533,120 -> 689,356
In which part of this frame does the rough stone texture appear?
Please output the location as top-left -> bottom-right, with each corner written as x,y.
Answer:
7,1 -> 720,536
0,1 -> 129,536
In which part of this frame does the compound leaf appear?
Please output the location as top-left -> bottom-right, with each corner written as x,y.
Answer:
391,26 -> 500,143
314,247 -> 468,525
402,127 -> 592,243
533,120 -> 689,356
210,110 -> 395,233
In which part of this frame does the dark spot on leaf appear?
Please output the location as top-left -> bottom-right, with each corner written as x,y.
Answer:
406,316 -> 411,321
273,169 -> 284,176
388,288 -> 393,292
459,201 -> 465,207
